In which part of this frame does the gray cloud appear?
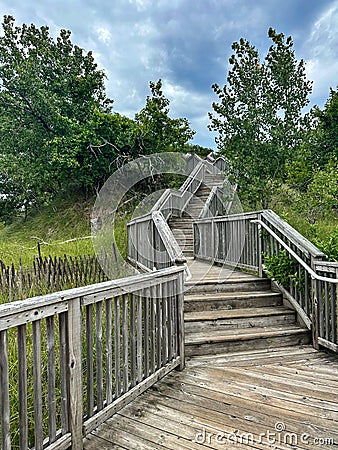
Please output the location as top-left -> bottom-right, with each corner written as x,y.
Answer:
0,0 -> 337,147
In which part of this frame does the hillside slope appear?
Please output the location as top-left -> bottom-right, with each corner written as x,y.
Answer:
0,195 -> 128,267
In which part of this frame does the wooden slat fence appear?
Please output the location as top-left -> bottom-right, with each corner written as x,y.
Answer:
0,250 -> 125,303
194,209 -> 338,352
0,266 -> 185,450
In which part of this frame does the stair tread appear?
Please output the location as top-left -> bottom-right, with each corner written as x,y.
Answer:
185,276 -> 266,285
184,290 -> 281,301
185,325 -> 309,344
185,306 -> 295,322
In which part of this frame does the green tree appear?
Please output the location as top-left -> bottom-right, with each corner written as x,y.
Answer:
209,28 -> 312,207
0,15 -> 115,217
313,87 -> 338,166
135,79 -> 195,154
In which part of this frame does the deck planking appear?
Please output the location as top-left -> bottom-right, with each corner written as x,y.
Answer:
84,345 -> 338,449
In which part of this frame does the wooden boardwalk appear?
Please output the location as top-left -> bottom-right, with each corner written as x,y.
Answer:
84,346 -> 338,449
84,262 -> 338,449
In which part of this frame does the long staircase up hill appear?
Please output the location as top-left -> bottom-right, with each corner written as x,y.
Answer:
168,173 -> 224,257
166,168 -> 311,357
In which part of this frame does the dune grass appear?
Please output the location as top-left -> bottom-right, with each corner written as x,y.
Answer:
0,195 -> 130,268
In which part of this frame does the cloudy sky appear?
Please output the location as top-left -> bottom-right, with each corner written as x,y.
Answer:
1,0 -> 337,148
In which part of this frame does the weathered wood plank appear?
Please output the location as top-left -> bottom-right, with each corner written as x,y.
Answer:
17,324 -> 28,449
136,291 -> 143,383
46,316 -> 57,443
114,295 -> 121,398
67,297 -> 83,450
32,320 -> 43,450
83,358 -> 181,436
0,330 -> 11,450
86,304 -> 94,417
105,298 -> 113,405
59,312 -> 69,434
96,301 -> 104,411
84,347 -> 338,450
122,294 -> 129,393
130,293 -> 137,389
143,289 -> 150,378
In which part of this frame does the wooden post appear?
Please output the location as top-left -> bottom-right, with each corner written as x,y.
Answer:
257,217 -> 264,278
67,297 -> 84,449
211,218 -> 215,261
311,257 -> 320,350
177,269 -> 185,371
0,330 -> 11,450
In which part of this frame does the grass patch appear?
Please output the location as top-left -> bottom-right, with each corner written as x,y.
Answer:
0,194 -> 132,268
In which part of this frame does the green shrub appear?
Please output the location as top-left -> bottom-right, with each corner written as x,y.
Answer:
264,250 -> 302,289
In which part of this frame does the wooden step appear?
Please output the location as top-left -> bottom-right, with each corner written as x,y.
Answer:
185,277 -> 272,294
173,236 -> 193,243
185,325 -> 311,356
170,225 -> 193,231
184,290 -> 283,312
185,306 -> 296,332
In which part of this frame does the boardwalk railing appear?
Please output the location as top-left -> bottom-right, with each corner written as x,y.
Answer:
199,182 -> 237,219
127,153 -> 227,273
0,266 -> 185,450
128,211 -> 186,271
194,209 -> 338,353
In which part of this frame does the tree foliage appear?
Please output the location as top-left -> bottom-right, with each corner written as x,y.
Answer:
135,79 -> 195,153
313,87 -> 338,166
0,15 -> 114,212
0,17 -> 196,222
209,28 -> 312,207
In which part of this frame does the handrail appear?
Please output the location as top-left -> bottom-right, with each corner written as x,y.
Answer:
262,210 -> 325,259
252,219 -> 338,284
0,267 -> 186,449
151,188 -> 172,214
199,186 -> 218,218
194,207 -> 338,352
178,159 -> 204,193
127,154 -> 227,277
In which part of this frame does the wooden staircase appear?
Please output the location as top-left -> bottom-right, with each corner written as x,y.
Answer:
184,267 -> 311,356
168,179 -> 219,257
167,170 -> 311,357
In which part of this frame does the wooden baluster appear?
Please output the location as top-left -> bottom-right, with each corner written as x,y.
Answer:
114,295 -> 121,397
105,298 -> 113,405
311,257 -> 320,350
18,324 -> 28,449
162,281 -> 168,365
150,285 -> 156,373
122,293 -> 129,392
143,289 -> 150,377
46,316 -> 57,443
156,283 -> 162,370
32,320 -> 43,450
96,301 -> 103,411
137,290 -> 143,382
177,270 -> 185,371
130,293 -> 137,388
86,304 -> 94,417
67,297 -> 83,450
59,312 -> 69,434
0,329 -> 11,450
